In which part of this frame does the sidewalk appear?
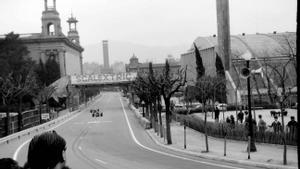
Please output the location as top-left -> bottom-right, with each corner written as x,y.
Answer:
146,122 -> 298,169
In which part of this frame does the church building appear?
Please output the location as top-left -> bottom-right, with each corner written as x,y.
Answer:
3,0 -> 84,77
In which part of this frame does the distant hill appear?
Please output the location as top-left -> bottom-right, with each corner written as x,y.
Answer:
82,40 -> 190,64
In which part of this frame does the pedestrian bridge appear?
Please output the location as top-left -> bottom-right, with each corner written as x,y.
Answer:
70,72 -> 137,86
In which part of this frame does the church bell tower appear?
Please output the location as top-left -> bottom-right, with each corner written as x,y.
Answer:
41,0 -> 62,36
67,14 -> 80,45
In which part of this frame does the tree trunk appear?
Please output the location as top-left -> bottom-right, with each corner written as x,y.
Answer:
204,104 -> 209,152
146,104 -> 150,120
150,103 -> 154,129
18,97 -> 23,132
158,98 -> 163,138
165,99 -> 172,144
153,101 -> 158,133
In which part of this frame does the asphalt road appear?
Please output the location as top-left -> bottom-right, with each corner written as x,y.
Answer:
0,92 -> 257,169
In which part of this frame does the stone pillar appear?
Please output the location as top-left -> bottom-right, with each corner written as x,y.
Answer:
216,0 -> 231,71
58,50 -> 66,76
80,54 -> 83,75
44,0 -> 47,11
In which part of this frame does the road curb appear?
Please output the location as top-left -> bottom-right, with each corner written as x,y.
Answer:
145,130 -> 297,169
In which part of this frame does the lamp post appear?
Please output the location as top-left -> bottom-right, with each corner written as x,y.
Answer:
246,60 -> 256,152
241,51 -> 257,153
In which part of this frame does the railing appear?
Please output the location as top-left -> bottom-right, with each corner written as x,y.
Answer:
0,104 -> 77,138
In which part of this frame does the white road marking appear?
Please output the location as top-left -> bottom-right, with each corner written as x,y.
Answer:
95,158 -> 107,164
87,121 -> 112,124
78,146 -> 82,150
13,139 -> 31,160
119,96 -> 245,169
13,112 -> 81,160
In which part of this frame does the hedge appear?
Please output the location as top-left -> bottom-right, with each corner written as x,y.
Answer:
173,113 -> 297,146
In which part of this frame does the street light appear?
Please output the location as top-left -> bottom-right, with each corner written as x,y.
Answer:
240,51 -> 257,153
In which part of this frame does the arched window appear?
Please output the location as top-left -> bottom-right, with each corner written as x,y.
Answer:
47,23 -> 55,36
70,23 -> 76,30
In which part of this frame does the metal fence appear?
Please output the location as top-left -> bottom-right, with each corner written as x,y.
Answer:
0,105 -> 49,138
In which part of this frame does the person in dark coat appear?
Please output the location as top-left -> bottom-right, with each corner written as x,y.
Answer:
237,110 -> 244,124
269,116 -> 282,133
214,106 -> 220,122
287,116 -> 297,134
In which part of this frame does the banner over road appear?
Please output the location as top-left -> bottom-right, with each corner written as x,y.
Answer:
70,72 -> 137,85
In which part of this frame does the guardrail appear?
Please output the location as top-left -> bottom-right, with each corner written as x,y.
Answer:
0,93 -> 101,145
0,108 -> 79,145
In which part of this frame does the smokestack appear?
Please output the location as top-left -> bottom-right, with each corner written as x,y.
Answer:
216,0 -> 231,71
102,40 -> 109,69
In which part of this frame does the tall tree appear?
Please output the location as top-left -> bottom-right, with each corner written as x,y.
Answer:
35,59 -> 47,86
194,43 -> 205,79
148,62 -> 160,132
0,32 -> 38,135
158,60 -> 186,144
45,57 -> 60,86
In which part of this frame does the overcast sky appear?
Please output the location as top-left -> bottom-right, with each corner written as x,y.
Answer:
0,0 -> 297,63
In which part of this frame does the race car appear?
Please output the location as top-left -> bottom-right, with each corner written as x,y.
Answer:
91,109 -> 103,117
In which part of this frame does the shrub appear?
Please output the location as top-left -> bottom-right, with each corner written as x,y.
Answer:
172,113 -> 297,146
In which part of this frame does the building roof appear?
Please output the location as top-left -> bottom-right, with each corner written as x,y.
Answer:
192,32 -> 296,59
0,32 -> 84,52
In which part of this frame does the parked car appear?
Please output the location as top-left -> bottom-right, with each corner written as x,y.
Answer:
217,103 -> 227,111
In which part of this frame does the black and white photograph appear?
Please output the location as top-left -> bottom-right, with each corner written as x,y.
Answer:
0,0 -> 298,169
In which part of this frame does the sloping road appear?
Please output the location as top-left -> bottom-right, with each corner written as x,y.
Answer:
1,92 -> 257,169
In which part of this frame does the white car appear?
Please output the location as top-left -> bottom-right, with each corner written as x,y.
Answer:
217,103 -> 227,111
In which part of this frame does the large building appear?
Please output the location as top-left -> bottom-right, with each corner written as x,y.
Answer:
1,0 -> 84,77
125,54 -> 181,74
181,32 -> 296,105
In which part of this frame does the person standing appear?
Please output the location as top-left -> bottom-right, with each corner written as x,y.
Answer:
237,110 -> 244,124
257,114 -> 267,132
269,116 -> 282,133
214,106 -> 220,122
287,116 -> 297,139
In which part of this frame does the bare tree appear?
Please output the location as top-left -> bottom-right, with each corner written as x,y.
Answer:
157,60 -> 186,144
263,58 -> 294,165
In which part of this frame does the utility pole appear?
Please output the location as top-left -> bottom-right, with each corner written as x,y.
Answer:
246,60 -> 256,152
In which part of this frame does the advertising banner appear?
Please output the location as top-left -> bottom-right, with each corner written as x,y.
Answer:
70,72 -> 137,85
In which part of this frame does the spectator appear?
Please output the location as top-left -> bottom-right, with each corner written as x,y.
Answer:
24,130 -> 70,169
0,158 -> 22,169
257,114 -> 267,132
244,111 -> 257,132
214,106 -> 220,122
237,110 -> 244,124
230,115 -> 235,126
226,116 -> 231,124
269,116 -> 282,133
287,116 -> 297,134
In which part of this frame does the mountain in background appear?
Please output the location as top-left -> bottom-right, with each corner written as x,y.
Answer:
82,40 -> 190,65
